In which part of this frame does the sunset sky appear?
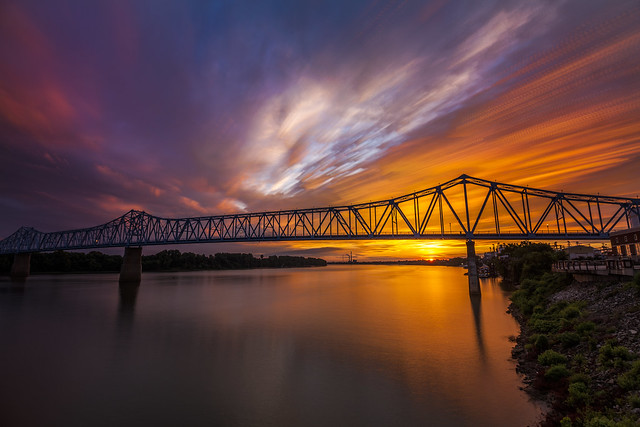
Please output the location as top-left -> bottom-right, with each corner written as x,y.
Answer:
1,0 -> 639,261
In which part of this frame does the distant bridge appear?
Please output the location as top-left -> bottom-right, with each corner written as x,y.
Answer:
3,174 -> 639,291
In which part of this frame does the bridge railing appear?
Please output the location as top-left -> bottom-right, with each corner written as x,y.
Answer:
553,259 -> 638,276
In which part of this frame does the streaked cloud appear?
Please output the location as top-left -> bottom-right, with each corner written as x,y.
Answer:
240,2 -> 555,198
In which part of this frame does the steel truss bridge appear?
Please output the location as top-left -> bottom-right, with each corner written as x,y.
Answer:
1,174 -> 639,254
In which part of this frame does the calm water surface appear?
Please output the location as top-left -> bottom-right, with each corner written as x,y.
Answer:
0,265 -> 543,426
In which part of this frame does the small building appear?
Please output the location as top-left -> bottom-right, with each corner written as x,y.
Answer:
564,244 -> 596,260
610,226 -> 640,260
482,251 -> 496,261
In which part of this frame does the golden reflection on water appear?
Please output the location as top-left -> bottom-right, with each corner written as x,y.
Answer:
169,265 -> 543,425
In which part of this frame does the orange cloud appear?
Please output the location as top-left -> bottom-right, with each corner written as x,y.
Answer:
96,164 -> 165,198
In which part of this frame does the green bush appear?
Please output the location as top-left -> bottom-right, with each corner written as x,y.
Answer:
599,343 -> 634,367
628,393 -> 640,409
559,332 -> 581,348
539,349 -> 568,366
584,415 -> 615,427
529,318 -> 561,334
618,360 -> 640,390
560,416 -> 573,427
549,300 -> 569,313
545,364 -> 570,381
583,414 -> 640,427
572,354 -> 587,368
582,413 -> 640,427
612,346 -> 633,360
570,372 -> 591,385
535,334 -> 550,351
511,289 -> 535,314
566,381 -> 591,407
576,321 -> 596,336
560,305 -> 581,319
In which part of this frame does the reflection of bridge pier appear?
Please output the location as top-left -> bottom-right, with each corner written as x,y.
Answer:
469,293 -> 486,361
466,240 -> 480,295
116,280 -> 139,344
118,282 -> 139,321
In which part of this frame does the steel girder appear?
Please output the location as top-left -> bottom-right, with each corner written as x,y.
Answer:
1,175 -> 639,254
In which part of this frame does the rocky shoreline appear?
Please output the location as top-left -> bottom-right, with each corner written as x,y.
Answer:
509,276 -> 640,426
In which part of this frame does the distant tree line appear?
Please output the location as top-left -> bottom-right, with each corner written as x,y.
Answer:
0,250 -> 327,274
142,250 -> 327,271
411,257 -> 467,266
350,257 -> 467,266
0,251 -> 122,274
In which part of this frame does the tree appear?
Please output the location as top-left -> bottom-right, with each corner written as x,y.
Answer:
496,242 -> 560,284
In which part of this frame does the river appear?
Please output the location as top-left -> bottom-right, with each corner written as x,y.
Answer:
0,265 -> 543,426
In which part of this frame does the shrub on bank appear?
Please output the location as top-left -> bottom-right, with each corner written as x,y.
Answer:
628,393 -> 640,408
599,343 -> 634,368
567,381 -> 592,407
584,415 -> 616,427
560,416 -> 573,427
560,305 -> 582,320
559,332 -> 581,348
572,354 -> 587,368
582,414 -> 639,427
511,272 -> 573,315
529,317 -> 562,334
570,372 -> 591,385
577,321 -> 596,336
545,364 -> 571,381
618,360 -> 640,390
534,334 -> 550,351
539,349 -> 568,366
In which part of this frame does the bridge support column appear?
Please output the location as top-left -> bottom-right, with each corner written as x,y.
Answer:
120,247 -> 142,284
466,240 -> 481,295
10,253 -> 31,280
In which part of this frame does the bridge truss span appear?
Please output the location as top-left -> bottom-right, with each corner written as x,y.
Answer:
1,175 -> 639,254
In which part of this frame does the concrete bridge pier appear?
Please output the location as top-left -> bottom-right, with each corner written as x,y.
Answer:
466,240 -> 481,295
10,253 -> 31,280
119,247 -> 142,284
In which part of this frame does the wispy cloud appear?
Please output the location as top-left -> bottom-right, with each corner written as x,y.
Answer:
239,2 -> 554,198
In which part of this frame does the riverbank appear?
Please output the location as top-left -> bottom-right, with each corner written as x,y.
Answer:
509,273 -> 640,426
